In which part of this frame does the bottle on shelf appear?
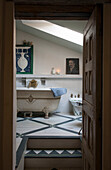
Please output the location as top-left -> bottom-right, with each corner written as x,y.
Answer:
70,94 -> 73,98
51,67 -> 55,75
78,94 -> 80,98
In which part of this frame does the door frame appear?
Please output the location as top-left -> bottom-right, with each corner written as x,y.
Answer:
0,1 -> 16,170
103,4 -> 111,170
0,1 -> 111,170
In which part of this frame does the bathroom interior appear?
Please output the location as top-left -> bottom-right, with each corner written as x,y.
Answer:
16,20 -> 87,169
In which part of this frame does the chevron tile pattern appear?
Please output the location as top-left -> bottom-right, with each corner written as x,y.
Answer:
25,149 -> 82,158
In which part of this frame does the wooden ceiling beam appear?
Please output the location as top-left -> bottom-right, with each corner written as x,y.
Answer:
14,0 -> 110,5
15,12 -> 90,20
15,4 -> 93,20
15,5 -> 94,13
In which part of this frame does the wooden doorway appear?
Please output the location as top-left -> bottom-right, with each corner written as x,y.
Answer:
15,4 -> 102,170
0,1 -> 107,169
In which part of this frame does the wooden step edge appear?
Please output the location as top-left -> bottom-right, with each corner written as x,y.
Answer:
26,135 -> 82,139
25,155 -> 82,158
27,147 -> 82,150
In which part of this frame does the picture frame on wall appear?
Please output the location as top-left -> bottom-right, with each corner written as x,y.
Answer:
16,45 -> 33,74
66,58 -> 79,74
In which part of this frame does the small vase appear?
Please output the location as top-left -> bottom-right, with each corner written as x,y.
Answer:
51,67 -> 55,75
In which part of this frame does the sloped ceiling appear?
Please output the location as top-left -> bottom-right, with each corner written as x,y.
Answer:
16,20 -> 87,53
49,20 -> 87,33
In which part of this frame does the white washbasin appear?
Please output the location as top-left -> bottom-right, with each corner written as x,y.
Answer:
69,97 -> 82,115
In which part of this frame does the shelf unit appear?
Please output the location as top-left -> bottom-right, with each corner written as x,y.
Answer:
16,74 -> 82,79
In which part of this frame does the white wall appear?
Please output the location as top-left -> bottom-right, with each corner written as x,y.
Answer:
16,29 -> 83,114
16,30 -> 83,76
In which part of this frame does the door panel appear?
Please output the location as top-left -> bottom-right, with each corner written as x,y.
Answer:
83,5 -> 102,170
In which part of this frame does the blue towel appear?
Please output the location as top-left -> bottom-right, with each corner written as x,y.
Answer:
50,88 -> 67,97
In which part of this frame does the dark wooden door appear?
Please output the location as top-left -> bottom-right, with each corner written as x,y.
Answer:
82,5 -> 102,170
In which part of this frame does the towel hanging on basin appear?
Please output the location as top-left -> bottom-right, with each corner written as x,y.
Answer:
50,88 -> 67,97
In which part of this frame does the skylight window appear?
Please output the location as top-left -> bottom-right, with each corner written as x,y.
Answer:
22,20 -> 83,46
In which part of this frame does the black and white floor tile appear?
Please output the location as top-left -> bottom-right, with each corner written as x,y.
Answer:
16,112 -> 82,151
16,113 -> 82,138
25,149 -> 82,158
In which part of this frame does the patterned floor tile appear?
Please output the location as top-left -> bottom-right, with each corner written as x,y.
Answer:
25,150 -> 31,154
25,127 -> 74,136
58,120 -> 82,134
16,113 -> 82,137
17,117 -> 24,121
17,119 -> 49,135
44,150 -> 53,154
34,150 -> 42,154
67,150 -> 75,154
25,149 -> 82,158
32,114 -> 70,125
55,150 -> 64,154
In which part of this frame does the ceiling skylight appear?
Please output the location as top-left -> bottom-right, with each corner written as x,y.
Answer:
22,20 -> 83,46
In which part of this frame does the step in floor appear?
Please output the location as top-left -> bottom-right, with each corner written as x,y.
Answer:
25,149 -> 82,169
16,136 -> 82,170
16,112 -> 82,170
27,136 -> 81,150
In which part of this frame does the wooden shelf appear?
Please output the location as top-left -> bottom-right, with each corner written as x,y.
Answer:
16,74 -> 82,79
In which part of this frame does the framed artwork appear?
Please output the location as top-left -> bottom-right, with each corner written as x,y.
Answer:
66,58 -> 79,74
16,45 -> 33,74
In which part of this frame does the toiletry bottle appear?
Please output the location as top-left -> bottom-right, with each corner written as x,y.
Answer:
70,94 -> 73,98
78,94 -> 80,98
